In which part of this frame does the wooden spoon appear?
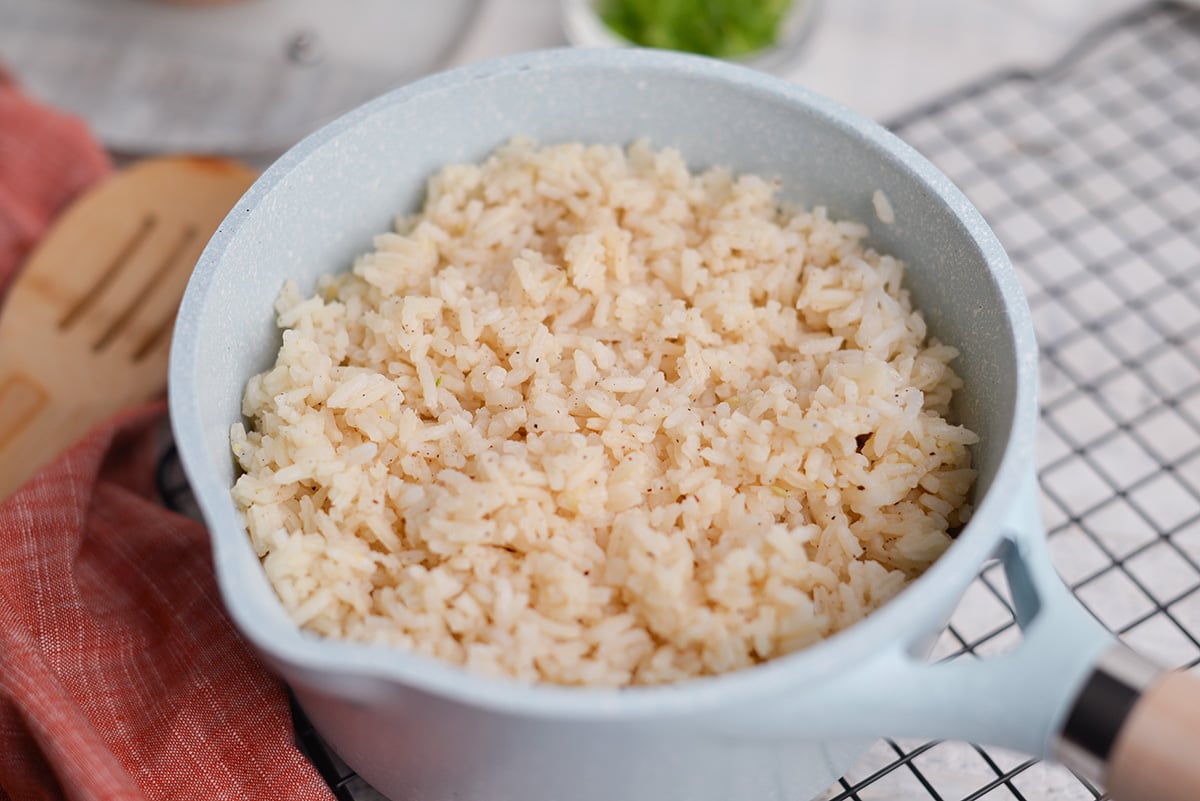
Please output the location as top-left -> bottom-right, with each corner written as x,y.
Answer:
0,156 -> 256,502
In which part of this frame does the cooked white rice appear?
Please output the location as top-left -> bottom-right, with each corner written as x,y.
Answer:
231,139 -> 978,686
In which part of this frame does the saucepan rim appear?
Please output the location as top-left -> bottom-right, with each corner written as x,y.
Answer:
169,46 -> 1039,720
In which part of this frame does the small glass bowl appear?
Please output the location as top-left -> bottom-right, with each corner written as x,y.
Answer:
560,0 -> 822,76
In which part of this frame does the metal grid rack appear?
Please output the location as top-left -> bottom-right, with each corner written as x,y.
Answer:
162,3 -> 1200,798
817,3 -> 1200,800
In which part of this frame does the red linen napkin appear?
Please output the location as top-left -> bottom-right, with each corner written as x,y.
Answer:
0,77 -> 336,801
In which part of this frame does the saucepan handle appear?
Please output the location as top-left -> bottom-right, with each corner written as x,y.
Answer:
877,527 -> 1200,801
937,495 -> 1200,801
1061,649 -> 1200,801
997,478 -> 1200,800
723,475 -> 1200,801
967,497 -> 1200,801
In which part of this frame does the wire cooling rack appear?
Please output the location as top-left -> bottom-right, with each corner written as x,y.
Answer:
814,3 -> 1200,800
155,3 -> 1200,798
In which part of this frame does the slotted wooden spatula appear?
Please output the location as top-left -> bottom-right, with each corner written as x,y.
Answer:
0,156 -> 256,502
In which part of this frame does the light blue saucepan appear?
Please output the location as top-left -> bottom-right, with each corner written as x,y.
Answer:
168,48 -> 1200,801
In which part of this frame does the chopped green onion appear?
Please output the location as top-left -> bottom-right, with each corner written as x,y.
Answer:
599,0 -> 793,59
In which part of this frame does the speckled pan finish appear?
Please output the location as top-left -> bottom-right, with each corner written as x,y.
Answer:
169,48 -> 1114,801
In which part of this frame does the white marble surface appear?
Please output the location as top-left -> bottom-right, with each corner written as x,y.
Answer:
0,0 -> 1156,154
0,0 -> 483,154
448,0 -> 1147,122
